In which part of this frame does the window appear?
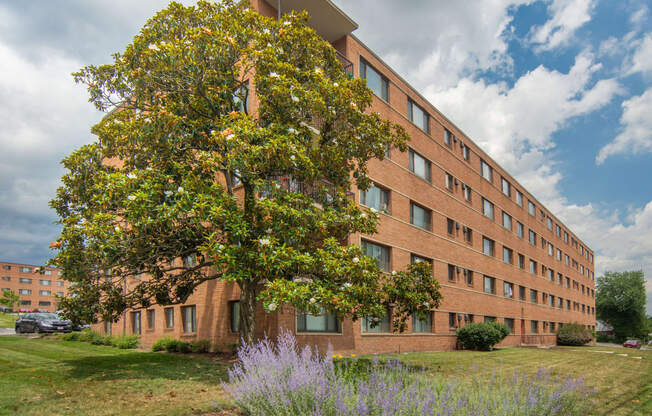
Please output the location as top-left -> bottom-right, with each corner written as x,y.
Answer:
549,294 -> 555,307
57,281 -> 64,287
518,254 -> 525,269
361,240 -> 390,272
39,290 -> 50,296
444,128 -> 453,146
360,184 -> 390,213
1,265 -> 10,271
445,173 -> 454,190
409,150 -> 431,182
504,318 -> 514,333
184,253 -> 198,268
20,267 -> 33,273
38,301 -> 51,307
513,222 -> 523,239
463,226 -> 473,243
20,300 -> 31,306
531,320 -> 538,333
56,292 -> 63,297
464,269 -> 473,286
547,217 -> 553,230
40,280 -> 51,286
484,316 -> 496,323
530,289 -> 538,303
147,309 -> 155,329
530,260 -> 538,275
131,311 -> 141,335
482,198 -> 494,220
480,159 -> 493,182
502,211 -> 512,230
556,224 -> 561,237
558,297 -> 563,308
297,309 -> 341,333
181,305 -> 197,333
362,307 -> 391,332
564,231 -> 569,243
360,58 -> 388,101
557,273 -> 563,285
448,264 -> 456,282
449,312 -> 458,329
483,275 -> 495,294
462,143 -> 470,160
408,99 -> 429,133
165,307 -> 175,329
463,184 -> 472,201
412,312 -> 432,333
18,289 -> 31,295
504,281 -> 514,298
580,265 -> 584,275
515,190 -> 523,206
529,230 -> 537,246
447,218 -> 455,235
1,276 -> 9,281
501,177 -> 511,197
410,202 -> 431,231
528,200 -> 535,216
550,322 -> 556,333
464,314 -> 474,325
564,254 -> 569,265
519,286 -> 526,300
411,254 -> 431,265
482,237 -> 494,257
44,270 -> 52,276
548,243 -> 553,256
19,278 -> 32,284
233,84 -> 248,113
503,247 -> 513,264
104,321 -> 112,335
556,249 -> 562,261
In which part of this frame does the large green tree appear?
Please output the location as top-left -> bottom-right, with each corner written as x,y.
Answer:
596,270 -> 647,340
49,0 -> 442,343
0,289 -> 19,312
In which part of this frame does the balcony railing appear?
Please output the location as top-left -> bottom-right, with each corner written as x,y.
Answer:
336,51 -> 353,78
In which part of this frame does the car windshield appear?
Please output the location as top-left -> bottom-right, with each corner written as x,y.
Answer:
35,313 -> 60,320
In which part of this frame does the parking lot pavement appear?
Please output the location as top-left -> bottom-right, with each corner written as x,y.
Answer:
0,327 -> 15,336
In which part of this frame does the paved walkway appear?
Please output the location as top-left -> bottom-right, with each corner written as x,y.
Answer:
0,327 -> 15,336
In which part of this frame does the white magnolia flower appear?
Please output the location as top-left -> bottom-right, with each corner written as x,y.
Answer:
164,191 -> 173,197
269,72 -> 280,78
177,186 -> 184,193
114,226 -> 121,232
226,134 -> 235,140
266,228 -> 273,234
218,244 -> 225,250
370,207 -> 377,213
268,302 -> 277,311
314,67 -> 322,74
290,155 -> 296,161
344,283 -> 352,288
145,167 -> 153,171
274,183 -> 281,189
352,257 -> 359,263
127,173 -> 136,179
361,213 -> 367,218
333,82 -> 339,87
283,21 -> 291,26
127,195 -> 136,201
288,128 -> 298,135
391,270 -> 396,275
210,130 -> 216,135
423,302 -> 430,308
259,238 -> 270,246
262,28 -> 270,34
148,44 -> 160,51
291,95 -> 299,103
309,297 -> 316,304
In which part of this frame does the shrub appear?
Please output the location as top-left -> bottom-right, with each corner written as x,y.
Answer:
152,336 -> 177,352
596,333 -> 615,343
557,323 -> 593,346
225,331 -> 594,416
162,338 -> 190,353
456,322 -> 509,351
190,339 -> 212,353
110,335 -> 140,349
61,332 -> 80,341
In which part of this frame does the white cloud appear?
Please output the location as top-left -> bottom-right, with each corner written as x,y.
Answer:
596,87 -> 652,164
529,0 -> 595,51
627,32 -> 652,75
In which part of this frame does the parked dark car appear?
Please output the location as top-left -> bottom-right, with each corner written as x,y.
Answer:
623,339 -> 641,349
15,313 -> 72,334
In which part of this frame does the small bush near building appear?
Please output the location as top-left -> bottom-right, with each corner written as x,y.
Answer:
557,323 -> 593,346
152,336 -> 177,352
456,322 -> 510,351
190,339 -> 212,353
110,335 -> 140,349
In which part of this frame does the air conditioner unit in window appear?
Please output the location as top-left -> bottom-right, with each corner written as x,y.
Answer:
462,225 -> 468,232
454,178 -> 459,186
455,222 -> 460,230
457,313 -> 464,321
456,266 -> 461,273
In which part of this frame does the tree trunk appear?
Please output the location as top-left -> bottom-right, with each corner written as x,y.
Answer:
239,279 -> 258,345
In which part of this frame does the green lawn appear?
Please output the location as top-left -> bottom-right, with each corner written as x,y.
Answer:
0,313 -> 17,328
0,337 -> 650,416
383,345 -> 652,416
0,336 -> 229,416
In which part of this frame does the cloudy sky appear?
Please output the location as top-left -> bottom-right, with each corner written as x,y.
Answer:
1,0 -> 651,310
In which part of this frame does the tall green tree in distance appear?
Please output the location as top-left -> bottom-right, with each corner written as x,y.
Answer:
596,270 -> 647,341
49,0 -> 442,343
0,289 -> 19,312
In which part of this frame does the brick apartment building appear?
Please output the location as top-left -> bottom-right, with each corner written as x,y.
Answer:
96,0 -> 596,354
0,261 -> 68,312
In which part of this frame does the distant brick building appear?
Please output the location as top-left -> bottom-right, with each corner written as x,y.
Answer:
96,0 -> 596,353
0,261 -> 68,312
